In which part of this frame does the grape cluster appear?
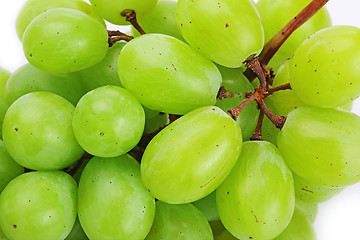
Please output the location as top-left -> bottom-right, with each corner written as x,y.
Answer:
0,0 -> 358,239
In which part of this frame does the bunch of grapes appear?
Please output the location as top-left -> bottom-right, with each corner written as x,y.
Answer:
0,0 -> 359,239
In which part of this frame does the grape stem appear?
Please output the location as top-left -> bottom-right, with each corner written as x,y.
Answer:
107,30 -> 134,47
250,110 -> 264,141
244,0 -> 329,81
267,83 -> 291,94
121,9 -> 146,35
217,86 -> 235,100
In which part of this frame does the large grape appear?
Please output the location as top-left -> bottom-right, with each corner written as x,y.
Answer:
278,106 -> 360,187
78,155 -> 155,240
145,201 -> 213,240
4,63 -> 85,106
89,0 -> 158,25
22,8 -> 108,73
176,0 -> 264,68
118,34 -> 222,115
0,171 -> 77,240
217,141 -> 295,240
0,67 -> 10,99
256,0 -> 331,72
72,86 -> 145,158
141,106 -> 242,204
3,92 -> 84,170
289,26 -> 360,108
15,0 -> 104,40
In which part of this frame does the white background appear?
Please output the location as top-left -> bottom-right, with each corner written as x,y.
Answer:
1,1 -> 360,239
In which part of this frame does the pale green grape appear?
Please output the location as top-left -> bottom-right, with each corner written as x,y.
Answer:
295,199 -> 318,223
0,67 -> 10,99
217,141 -> 295,240
16,0 -> 104,40
289,26 -> 360,108
271,61 -> 306,116
215,65 -> 259,140
144,107 -> 169,134
256,0 -> 331,72
65,218 -> 89,240
4,63 -> 85,106
79,42 -> 125,93
141,106 -> 242,204
145,201 -> 213,240
176,0 -> 264,68
0,140 -> 24,193
72,86 -> 145,157
273,208 -> 316,240
261,96 -> 281,145
3,92 -> 84,170
0,171 -> 77,240
293,172 -> 343,203
78,155 -> 155,240
23,8 -> 108,73
118,34 -> 222,115
277,106 -> 360,187
192,191 -> 219,222
89,0 -> 158,25
132,0 -> 185,41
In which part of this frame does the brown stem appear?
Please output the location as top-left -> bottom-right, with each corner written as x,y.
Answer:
250,110 -> 264,141
267,83 -> 292,94
244,0 -> 329,81
121,9 -> 146,35
245,57 -> 267,88
228,93 -> 257,121
108,34 -> 133,47
217,86 -> 235,100
258,100 -> 286,129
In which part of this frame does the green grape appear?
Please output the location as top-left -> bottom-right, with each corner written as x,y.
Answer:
118,34 -> 222,115
192,191 -> 219,222
176,0 -> 264,68
0,67 -> 11,99
209,221 -> 237,240
256,0 -> 331,72
273,208 -> 316,240
0,140 -> 24,193
79,42 -> 125,93
72,86 -> 145,157
0,171 -> 77,240
65,218 -> 89,240
89,0 -> 158,25
295,199 -> 318,223
145,201 -> 213,240
15,0 -> 104,40
261,96 -> 281,145
340,101 -> 353,112
3,92 -> 84,170
4,63 -> 85,106
144,107 -> 169,134
78,155 -> 155,240
22,8 -> 108,74
277,106 -> 360,187
0,227 -> 8,240
271,61 -> 306,116
293,172 -> 343,203
289,26 -> 360,108
217,141 -> 295,240
131,0 -> 185,41
215,65 -> 259,140
0,97 -> 8,137
141,106 -> 242,204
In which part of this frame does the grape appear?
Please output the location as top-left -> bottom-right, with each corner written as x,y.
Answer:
295,199 -> 318,223
131,0 -> 185,41
0,227 -> 8,240
256,0 -> 331,72
0,171 -> 77,240
141,106 -> 242,204
4,63 -> 85,106
176,0 -> 264,68
192,191 -> 219,222
65,218 -> 89,240
143,107 -> 169,134
15,0 -> 105,40
216,141 -> 295,240
78,155 -> 155,240
22,8 -> 108,73
289,26 -> 360,108
293,172 -> 343,203
89,0 -> 158,25
3,92 -> 84,170
215,65 -> 259,140
0,98 -> 8,137
0,140 -> 24,193
79,42 -> 125,93
277,106 -> 360,187
0,67 -> 10,99
145,201 -> 213,240
273,207 -> 316,240
118,34 -> 222,115
209,221 -> 237,240
271,61 -> 306,116
72,86 -> 145,157
340,101 -> 353,112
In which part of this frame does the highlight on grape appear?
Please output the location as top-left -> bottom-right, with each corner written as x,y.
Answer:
0,0 -> 359,239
